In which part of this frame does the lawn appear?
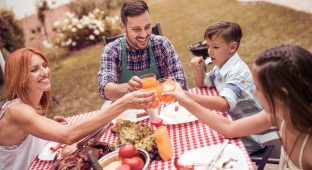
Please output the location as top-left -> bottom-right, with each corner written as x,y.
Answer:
0,0 -> 311,118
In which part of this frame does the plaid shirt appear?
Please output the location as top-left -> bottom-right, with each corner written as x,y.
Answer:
204,53 -> 262,118
98,34 -> 187,99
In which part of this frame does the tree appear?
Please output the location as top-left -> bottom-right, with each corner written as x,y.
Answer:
0,9 -> 25,52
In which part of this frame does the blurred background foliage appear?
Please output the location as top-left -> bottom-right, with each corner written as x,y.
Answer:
0,9 -> 25,52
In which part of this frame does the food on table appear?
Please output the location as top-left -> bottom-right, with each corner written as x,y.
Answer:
122,156 -> 144,170
118,143 -> 138,159
60,143 -> 77,158
136,111 -> 148,118
102,160 -> 122,170
50,140 -> 114,170
112,120 -> 161,160
152,118 -> 172,161
115,164 -> 131,170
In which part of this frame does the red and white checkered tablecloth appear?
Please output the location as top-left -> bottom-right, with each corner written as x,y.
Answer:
29,87 -> 255,170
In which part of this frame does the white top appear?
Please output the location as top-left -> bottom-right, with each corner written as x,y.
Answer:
279,120 -> 310,170
0,99 -> 48,170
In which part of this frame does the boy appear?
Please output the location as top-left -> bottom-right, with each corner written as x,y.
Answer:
189,21 -> 263,153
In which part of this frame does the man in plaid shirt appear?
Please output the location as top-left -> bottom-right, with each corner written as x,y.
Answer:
98,0 -> 187,101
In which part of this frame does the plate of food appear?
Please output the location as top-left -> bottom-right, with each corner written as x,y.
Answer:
112,109 -> 149,124
177,144 -> 249,170
159,102 -> 198,125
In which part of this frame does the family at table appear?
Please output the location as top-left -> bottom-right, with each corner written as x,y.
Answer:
0,0 -> 311,169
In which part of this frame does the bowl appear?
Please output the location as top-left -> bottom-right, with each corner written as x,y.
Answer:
98,148 -> 150,170
189,41 -> 209,59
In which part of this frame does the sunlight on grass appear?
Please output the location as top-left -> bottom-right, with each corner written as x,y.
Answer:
1,0 -> 311,118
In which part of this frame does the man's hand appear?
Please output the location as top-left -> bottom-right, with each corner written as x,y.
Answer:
191,57 -> 205,69
127,76 -> 143,92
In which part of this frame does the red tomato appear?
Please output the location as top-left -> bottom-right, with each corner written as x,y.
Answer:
116,164 -> 131,170
122,156 -> 144,170
118,144 -> 138,159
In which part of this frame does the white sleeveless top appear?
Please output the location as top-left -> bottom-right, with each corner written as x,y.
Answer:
0,99 -> 49,170
279,120 -> 310,170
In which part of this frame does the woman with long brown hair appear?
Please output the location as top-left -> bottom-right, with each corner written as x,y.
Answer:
0,48 -> 155,169
166,44 -> 312,169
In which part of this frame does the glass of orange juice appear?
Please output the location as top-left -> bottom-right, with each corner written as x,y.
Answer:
140,73 -> 160,108
140,73 -> 158,89
159,77 -> 176,103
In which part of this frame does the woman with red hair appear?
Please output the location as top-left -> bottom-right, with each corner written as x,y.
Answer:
0,48 -> 155,169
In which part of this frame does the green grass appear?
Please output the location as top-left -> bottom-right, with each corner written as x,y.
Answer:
1,0 -> 311,118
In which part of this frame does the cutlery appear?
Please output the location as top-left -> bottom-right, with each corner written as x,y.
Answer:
206,139 -> 229,170
192,158 -> 237,168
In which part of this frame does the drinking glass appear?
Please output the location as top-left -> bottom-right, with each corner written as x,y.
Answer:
159,77 -> 176,103
140,73 -> 160,108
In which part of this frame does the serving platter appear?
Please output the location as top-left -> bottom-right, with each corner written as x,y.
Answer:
159,102 -> 198,125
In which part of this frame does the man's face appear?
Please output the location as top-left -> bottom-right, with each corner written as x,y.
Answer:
121,10 -> 152,50
205,35 -> 237,67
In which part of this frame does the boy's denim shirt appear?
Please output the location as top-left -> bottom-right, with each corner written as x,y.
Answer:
204,53 -> 263,119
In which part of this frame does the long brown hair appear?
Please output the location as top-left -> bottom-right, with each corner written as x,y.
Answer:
254,44 -> 312,134
4,48 -> 51,113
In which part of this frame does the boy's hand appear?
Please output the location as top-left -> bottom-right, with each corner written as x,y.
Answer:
191,57 -> 204,69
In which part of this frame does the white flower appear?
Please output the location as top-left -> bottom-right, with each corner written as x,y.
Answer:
72,42 -> 77,46
43,40 -> 53,49
89,35 -> 95,40
71,27 -> 77,32
53,21 -> 60,27
93,29 -> 100,35
77,24 -> 83,29
66,38 -> 72,46
64,19 -> 69,24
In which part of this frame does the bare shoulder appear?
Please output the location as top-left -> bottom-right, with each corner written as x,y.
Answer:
6,102 -> 37,122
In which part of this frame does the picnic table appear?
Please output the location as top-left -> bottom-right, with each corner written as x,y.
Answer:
29,87 -> 255,170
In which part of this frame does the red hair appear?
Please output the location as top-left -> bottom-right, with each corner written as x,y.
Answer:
4,48 -> 51,113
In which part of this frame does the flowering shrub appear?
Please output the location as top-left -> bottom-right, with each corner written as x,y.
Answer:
53,8 -> 120,49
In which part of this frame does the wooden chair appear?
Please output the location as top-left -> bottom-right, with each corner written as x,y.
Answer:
250,128 -> 281,170
103,23 -> 163,45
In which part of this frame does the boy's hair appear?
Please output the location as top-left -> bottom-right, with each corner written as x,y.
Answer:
5,48 -> 51,114
121,0 -> 149,24
255,44 -> 312,134
204,21 -> 242,48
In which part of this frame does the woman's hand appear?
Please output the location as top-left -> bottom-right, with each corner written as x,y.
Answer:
162,83 -> 188,102
118,90 -> 156,109
53,116 -> 67,125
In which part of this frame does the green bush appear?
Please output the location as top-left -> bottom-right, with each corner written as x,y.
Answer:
0,9 -> 25,52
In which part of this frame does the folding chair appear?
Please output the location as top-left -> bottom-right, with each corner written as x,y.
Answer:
250,128 -> 281,170
103,23 -> 163,45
